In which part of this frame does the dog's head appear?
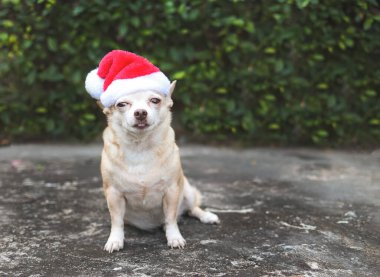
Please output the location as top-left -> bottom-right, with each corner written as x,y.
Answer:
103,81 -> 176,134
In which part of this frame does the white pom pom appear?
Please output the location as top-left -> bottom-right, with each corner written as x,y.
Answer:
85,68 -> 104,100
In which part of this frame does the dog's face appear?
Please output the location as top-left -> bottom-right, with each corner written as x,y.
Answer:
103,82 -> 176,134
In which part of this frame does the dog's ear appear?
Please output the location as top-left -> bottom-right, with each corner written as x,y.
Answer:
168,80 -> 177,98
103,107 -> 111,116
167,98 -> 174,108
166,80 -> 176,108
96,101 -> 104,110
99,101 -> 112,115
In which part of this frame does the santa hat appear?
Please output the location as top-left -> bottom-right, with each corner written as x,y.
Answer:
85,50 -> 170,107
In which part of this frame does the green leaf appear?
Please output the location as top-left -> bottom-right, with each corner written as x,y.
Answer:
119,24 -> 127,37
269,123 -> 280,130
369,119 -> 380,125
73,5 -> 84,16
338,41 -> 346,50
0,32 -> 8,42
36,107 -> 47,114
364,18 -> 373,30
47,38 -> 57,52
131,17 -> 140,27
141,29 -> 153,36
316,129 -> 328,138
172,71 -> 186,79
296,0 -> 311,9
242,113 -> 254,131
264,47 -> 276,54
365,89 -> 376,97
83,113 -> 96,121
216,88 -> 228,94
274,60 -> 284,72
265,94 -> 276,101
245,22 -> 255,33
317,83 -> 329,90
2,19 -> 14,28
312,54 -> 324,61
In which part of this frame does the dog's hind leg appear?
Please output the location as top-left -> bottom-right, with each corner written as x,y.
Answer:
182,178 -> 220,224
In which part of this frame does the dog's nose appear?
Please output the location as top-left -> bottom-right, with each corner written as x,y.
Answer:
134,109 -> 147,120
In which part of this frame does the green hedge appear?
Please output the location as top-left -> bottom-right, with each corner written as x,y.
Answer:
1,0 -> 379,146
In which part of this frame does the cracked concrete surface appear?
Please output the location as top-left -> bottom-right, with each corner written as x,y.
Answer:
0,144 -> 379,276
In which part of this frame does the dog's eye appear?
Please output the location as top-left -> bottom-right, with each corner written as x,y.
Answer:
116,102 -> 128,108
150,98 -> 161,104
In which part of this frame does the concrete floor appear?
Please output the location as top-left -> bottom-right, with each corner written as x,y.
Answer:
0,144 -> 379,276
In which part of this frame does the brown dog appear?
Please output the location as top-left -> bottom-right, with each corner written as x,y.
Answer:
100,81 -> 220,253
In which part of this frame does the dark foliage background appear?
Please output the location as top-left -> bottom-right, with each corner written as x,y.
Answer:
1,0 -> 379,146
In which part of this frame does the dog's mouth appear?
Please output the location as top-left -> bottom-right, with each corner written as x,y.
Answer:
133,121 -> 150,130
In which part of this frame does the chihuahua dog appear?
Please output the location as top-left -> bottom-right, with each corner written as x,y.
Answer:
100,81 -> 219,253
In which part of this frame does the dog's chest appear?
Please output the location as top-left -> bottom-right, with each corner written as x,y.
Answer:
117,151 -> 169,208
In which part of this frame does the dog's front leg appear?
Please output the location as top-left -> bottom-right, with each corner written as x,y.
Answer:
104,186 -> 126,253
163,184 -> 186,249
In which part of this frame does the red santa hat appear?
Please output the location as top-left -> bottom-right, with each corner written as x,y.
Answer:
85,50 -> 170,107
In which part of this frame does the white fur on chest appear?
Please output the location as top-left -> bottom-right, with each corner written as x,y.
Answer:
120,148 -> 171,229
116,148 -> 169,209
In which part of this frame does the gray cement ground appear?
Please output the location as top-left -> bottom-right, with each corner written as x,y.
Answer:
0,144 -> 379,277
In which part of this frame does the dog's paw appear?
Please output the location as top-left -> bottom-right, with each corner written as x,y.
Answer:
200,211 -> 220,224
104,239 -> 124,253
167,236 -> 186,249
104,230 -> 124,253
165,223 -> 186,249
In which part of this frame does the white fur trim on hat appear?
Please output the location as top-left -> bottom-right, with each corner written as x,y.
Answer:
85,68 -> 104,100
100,71 -> 170,107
